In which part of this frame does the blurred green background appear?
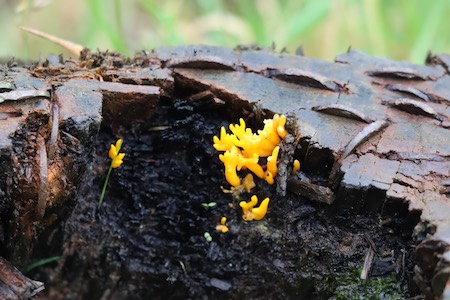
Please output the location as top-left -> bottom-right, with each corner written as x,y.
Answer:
1,0 -> 449,64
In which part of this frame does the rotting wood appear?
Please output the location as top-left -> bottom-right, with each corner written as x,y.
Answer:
0,257 -> 44,299
287,177 -> 335,204
169,46 -> 450,299
36,134 -> 48,220
0,90 -> 50,102
0,46 -> 450,299
48,102 -> 59,161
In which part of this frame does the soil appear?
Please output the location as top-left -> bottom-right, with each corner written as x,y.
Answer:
31,98 -> 418,299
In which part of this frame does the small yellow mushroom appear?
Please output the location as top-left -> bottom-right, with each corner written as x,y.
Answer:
216,216 -> 229,233
108,139 -> 122,158
109,139 -> 126,168
251,197 -> 270,220
292,159 -> 301,174
242,173 -> 256,192
239,195 -> 257,212
240,195 -> 270,221
99,138 -> 126,209
232,129 -> 273,158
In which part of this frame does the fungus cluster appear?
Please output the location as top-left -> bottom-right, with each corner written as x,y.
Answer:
213,114 -> 287,221
240,195 -> 270,221
213,114 -> 287,187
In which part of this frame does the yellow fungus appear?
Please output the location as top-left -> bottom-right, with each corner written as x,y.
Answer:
221,173 -> 256,198
99,139 -> 125,209
243,160 -> 265,179
259,117 -> 281,146
109,139 -> 126,168
251,197 -> 270,221
276,114 -> 287,138
267,146 -> 280,177
108,139 -> 122,159
242,173 -> 256,192
239,195 -> 258,215
239,195 -> 270,221
213,127 -> 235,151
292,159 -> 301,174
111,153 -> 125,168
216,216 -> 229,233
229,118 -> 247,139
219,146 -> 241,187
223,166 -> 240,187
213,114 -> 287,192
265,171 -> 274,185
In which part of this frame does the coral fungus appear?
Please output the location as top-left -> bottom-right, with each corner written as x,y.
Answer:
214,114 -> 287,221
292,159 -> 301,175
213,114 -> 287,188
240,195 -> 270,221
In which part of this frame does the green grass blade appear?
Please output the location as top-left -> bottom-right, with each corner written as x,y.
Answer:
410,0 -> 447,63
137,0 -> 186,45
86,0 -> 126,52
26,256 -> 61,272
233,0 -> 267,44
363,0 -> 387,58
283,0 -> 331,44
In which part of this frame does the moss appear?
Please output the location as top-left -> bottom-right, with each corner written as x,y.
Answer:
331,268 -> 403,300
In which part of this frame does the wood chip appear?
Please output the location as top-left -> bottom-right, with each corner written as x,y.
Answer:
360,247 -> 375,280
287,178 -> 335,204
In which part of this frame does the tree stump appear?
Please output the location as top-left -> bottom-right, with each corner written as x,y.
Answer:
1,46 -> 449,299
